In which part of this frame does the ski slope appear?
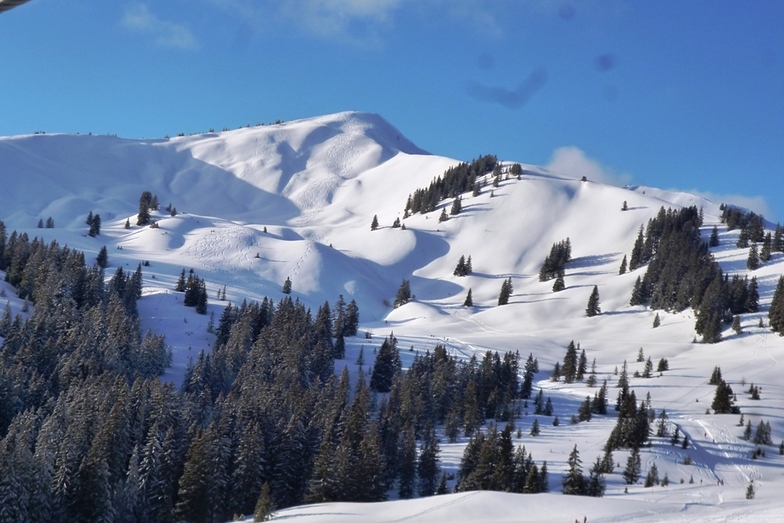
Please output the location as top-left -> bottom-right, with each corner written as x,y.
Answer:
1,111 -> 783,522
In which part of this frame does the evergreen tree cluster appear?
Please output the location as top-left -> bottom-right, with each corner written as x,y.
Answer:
626,206 -> 761,343
453,255 -> 473,277
178,269 -> 208,314
136,191 -> 159,226
538,238 -> 572,282
404,155 -> 498,215
711,379 -> 738,414
605,381 -> 650,450
37,216 -> 55,229
720,204 -> 765,240
497,277 -> 513,305
456,423 -> 549,494
86,211 -> 101,237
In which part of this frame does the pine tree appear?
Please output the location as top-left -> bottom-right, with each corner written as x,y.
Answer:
711,379 -> 736,414
585,286 -> 601,317
450,196 -> 462,216
453,255 -> 467,276
137,191 -> 153,226
552,273 -> 565,292
125,217 -> 130,229
394,279 -> 411,308
562,445 -> 584,495
769,276 -> 784,334
370,214 -> 379,231
530,418 -> 540,436
747,243 -> 760,270
89,213 -> 101,237
282,276 -> 292,294
463,288 -> 473,307
438,207 -> 448,222
622,446 -> 641,484
708,224 -> 720,247
370,334 -> 401,393
732,314 -> 742,334
175,269 -> 186,292
498,277 -> 512,305
45,216 -> 54,228
418,422 -> 441,497
644,463 -> 659,487
96,245 -> 109,268
586,456 -> 606,497
619,254 -> 627,274
653,313 -> 660,328
254,482 -> 274,522
745,480 -> 755,499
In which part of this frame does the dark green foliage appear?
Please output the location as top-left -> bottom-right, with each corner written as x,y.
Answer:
498,277 -> 512,305
585,286 -> 601,317
438,207 -> 448,222
137,191 -> 155,226
732,314 -> 742,334
183,271 -> 208,314
585,457 -> 606,497
619,254 -> 627,274
394,279 -> 412,308
561,340 -> 579,383
450,196 -> 462,216
538,238 -> 572,282
96,245 -> 109,268
657,358 -> 669,372
746,480 -> 755,499
88,213 -> 101,237
722,205 -> 764,242
653,313 -> 660,328
463,288 -> 473,307
753,420 -> 773,446
530,418 -> 540,436
371,214 -> 379,231
562,445 -> 585,495
644,463 -> 659,487
747,243 -> 760,270
552,273 -> 565,292
453,255 -> 473,276
622,447 -> 641,484
282,276 -> 292,294
418,422 -> 441,496
254,482 -> 274,522
405,154 -> 498,215
709,366 -> 723,385
370,333 -> 401,393
711,379 -> 737,413
769,276 -> 784,334
709,225 -> 720,247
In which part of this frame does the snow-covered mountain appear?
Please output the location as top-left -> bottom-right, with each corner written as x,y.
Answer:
1,111 -> 782,522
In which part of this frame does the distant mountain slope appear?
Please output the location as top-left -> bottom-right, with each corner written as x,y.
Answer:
2,111 -> 784,522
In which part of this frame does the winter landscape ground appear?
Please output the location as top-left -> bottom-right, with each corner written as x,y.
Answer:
1,111 -> 783,522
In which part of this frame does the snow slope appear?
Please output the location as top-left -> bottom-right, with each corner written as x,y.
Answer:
1,111 -> 783,522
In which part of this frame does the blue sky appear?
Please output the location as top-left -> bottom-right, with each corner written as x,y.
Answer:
2,0 -> 782,219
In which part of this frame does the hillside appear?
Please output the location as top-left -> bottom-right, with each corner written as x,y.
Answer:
1,111 -> 783,522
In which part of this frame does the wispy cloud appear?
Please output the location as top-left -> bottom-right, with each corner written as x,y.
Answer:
206,0 -> 503,45
545,146 -> 632,186
122,4 -> 198,50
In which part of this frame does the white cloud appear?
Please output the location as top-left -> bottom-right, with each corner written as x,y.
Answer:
122,4 -> 198,50
545,146 -> 631,186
